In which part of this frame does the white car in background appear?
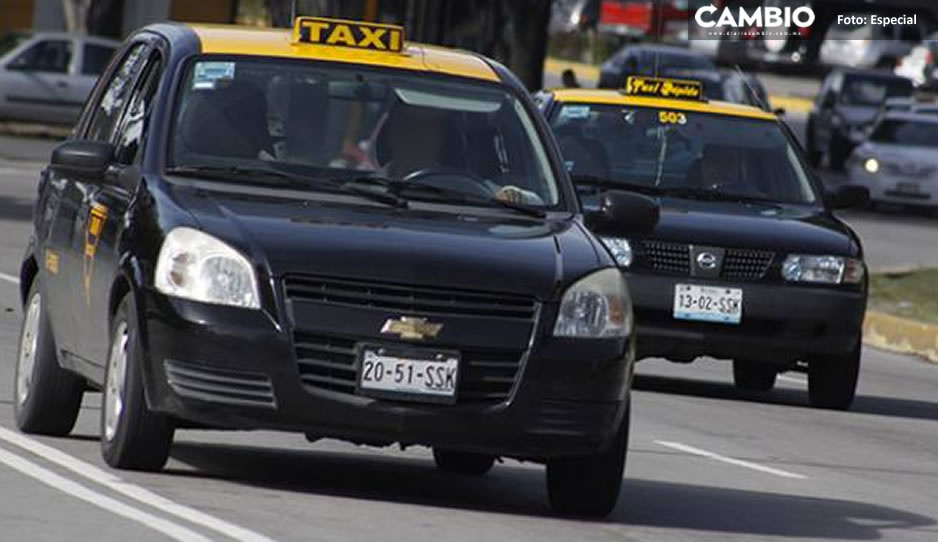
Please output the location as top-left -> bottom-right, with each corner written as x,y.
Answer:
0,31 -> 119,125
847,112 -> 938,210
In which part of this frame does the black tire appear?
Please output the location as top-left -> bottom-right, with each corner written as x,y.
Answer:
808,340 -> 861,410
732,362 -> 777,392
432,449 -> 495,476
546,401 -> 629,517
101,294 -> 174,471
13,279 -> 84,436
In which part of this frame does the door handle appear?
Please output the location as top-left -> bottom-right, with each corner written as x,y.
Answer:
55,80 -> 68,88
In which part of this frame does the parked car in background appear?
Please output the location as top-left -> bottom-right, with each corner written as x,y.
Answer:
0,31 -> 119,125
820,15 -> 930,70
848,112 -> 938,210
895,33 -> 938,90
598,44 -> 717,88
806,69 -> 914,170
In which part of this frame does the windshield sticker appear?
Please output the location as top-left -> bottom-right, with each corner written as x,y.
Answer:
560,105 -> 590,119
658,111 -> 688,125
193,61 -> 236,90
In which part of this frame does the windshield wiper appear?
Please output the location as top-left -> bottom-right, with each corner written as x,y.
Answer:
166,165 -> 316,190
337,175 -> 547,218
571,175 -> 664,197
660,187 -> 783,207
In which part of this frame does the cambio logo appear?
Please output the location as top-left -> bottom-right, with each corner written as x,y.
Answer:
695,4 -> 815,29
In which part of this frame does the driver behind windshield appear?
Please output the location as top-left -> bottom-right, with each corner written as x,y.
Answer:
379,102 -> 543,205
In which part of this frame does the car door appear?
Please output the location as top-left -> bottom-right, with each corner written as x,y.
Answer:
70,43 -> 159,369
0,38 -> 77,124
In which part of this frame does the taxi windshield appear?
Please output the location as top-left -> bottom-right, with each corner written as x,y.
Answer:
550,103 -> 818,205
169,57 -> 560,207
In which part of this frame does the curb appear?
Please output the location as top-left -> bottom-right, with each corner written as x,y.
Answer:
542,57 -> 814,114
863,310 -> 938,363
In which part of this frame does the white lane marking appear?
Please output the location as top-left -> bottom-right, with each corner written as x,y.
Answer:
0,444 -> 210,541
0,427 -> 276,542
0,272 -> 20,285
778,375 -> 807,385
655,440 -> 808,480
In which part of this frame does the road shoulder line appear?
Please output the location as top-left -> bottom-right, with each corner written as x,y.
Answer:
0,443 -> 210,541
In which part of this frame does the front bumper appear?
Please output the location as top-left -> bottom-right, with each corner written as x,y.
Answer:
848,167 -> 937,207
137,287 -> 632,459
624,272 -> 866,364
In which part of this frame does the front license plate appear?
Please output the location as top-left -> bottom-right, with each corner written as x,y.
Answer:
673,284 -> 743,325
358,346 -> 459,404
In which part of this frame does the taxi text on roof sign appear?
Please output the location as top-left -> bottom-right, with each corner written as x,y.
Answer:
293,17 -> 405,53
623,76 -> 703,101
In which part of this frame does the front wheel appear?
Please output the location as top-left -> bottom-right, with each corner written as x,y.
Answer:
14,279 -> 84,436
432,449 -> 495,476
546,401 -> 629,517
808,340 -> 861,410
101,294 -> 174,471
732,362 -> 777,392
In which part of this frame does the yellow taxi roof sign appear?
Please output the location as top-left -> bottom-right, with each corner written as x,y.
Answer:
293,17 -> 405,53
623,76 -> 703,101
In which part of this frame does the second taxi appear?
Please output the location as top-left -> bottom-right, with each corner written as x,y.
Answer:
537,76 -> 870,410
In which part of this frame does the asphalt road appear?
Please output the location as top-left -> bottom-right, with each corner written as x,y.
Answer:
0,138 -> 937,541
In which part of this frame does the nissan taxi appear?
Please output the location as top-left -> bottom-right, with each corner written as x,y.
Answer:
536,76 -> 870,410
14,18 -> 660,516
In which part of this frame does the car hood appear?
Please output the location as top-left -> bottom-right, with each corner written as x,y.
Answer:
859,142 -> 938,164
165,184 -> 602,301
644,197 -> 859,255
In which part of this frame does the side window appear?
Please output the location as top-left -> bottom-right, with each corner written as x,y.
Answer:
82,44 -> 116,76
9,40 -> 73,73
85,44 -> 149,143
113,54 -> 163,165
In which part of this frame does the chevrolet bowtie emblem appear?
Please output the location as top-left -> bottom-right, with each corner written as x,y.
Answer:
381,316 -> 443,340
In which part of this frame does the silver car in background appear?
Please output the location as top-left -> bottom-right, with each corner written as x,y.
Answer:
0,31 -> 119,125
847,112 -> 938,210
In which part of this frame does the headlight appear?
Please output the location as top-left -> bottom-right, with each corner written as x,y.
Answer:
781,255 -> 865,285
864,157 -> 880,174
600,237 -> 632,267
155,227 -> 260,309
553,268 -> 632,338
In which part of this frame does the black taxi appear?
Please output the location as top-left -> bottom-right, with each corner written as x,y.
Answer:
536,77 -> 870,410
13,18 -> 660,516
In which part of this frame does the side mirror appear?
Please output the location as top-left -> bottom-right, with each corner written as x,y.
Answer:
773,107 -> 786,116
50,140 -> 114,179
822,93 -> 836,109
6,56 -> 30,70
826,185 -> 870,209
586,190 -> 660,236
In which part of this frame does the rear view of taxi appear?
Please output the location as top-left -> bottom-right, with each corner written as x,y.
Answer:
848,112 -> 938,210
538,77 -> 869,410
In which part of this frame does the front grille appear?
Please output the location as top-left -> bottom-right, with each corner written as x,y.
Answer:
640,241 -> 690,274
638,241 -> 774,280
284,275 -> 536,320
165,360 -> 276,408
722,248 -> 774,280
294,332 -> 523,404
883,162 -> 938,179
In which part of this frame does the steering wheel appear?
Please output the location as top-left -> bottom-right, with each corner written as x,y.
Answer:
403,167 -> 493,199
